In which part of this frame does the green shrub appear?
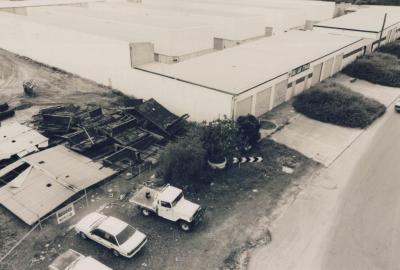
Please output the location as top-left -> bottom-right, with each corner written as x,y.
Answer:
378,41 -> 400,58
201,117 -> 240,163
343,52 -> 400,87
157,132 -> 206,185
293,81 -> 386,128
237,114 -> 261,149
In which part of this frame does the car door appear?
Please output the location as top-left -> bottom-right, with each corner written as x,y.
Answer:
158,201 -> 175,221
103,232 -> 119,250
90,229 -> 113,249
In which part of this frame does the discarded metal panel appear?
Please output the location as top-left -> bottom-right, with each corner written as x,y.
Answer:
0,103 -> 15,121
0,123 -> 48,161
0,102 -> 9,112
103,147 -> 142,171
128,98 -> 188,138
62,127 -> 109,154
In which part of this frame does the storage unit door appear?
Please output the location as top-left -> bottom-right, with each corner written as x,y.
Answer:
235,96 -> 253,119
255,87 -> 272,117
332,54 -> 343,74
294,77 -> 306,95
311,63 -> 323,86
272,80 -> 288,108
321,57 -> 334,81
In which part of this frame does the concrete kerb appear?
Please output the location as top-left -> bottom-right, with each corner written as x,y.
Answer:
328,91 -> 400,168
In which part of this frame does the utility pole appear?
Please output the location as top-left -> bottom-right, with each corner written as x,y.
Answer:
378,13 -> 387,49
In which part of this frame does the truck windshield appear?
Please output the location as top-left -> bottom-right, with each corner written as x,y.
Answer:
116,225 -> 136,245
171,192 -> 183,207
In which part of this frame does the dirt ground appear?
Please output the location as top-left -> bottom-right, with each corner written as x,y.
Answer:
0,49 -> 319,270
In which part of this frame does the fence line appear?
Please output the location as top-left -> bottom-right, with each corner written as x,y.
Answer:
0,190 -> 90,264
0,223 -> 40,263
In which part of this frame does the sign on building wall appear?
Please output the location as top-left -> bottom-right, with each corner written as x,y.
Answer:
56,203 -> 75,224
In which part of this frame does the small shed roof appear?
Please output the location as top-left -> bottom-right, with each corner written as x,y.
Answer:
0,145 -> 115,225
315,6 -> 400,33
141,30 -> 363,95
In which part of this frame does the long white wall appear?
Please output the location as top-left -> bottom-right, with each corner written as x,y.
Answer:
0,12 -> 232,121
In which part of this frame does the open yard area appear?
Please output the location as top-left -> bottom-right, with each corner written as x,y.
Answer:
0,48 -> 318,270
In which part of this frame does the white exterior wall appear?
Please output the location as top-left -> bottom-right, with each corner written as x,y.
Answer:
0,12 -> 231,121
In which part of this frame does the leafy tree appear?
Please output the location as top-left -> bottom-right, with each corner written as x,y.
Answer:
201,117 -> 240,163
237,114 -> 261,150
157,133 -> 206,185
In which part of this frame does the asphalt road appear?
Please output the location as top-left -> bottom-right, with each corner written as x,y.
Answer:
321,108 -> 400,270
248,102 -> 400,269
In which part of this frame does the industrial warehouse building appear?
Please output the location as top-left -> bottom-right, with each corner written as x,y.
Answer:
314,5 -> 400,49
139,30 -> 369,118
0,0 -> 398,121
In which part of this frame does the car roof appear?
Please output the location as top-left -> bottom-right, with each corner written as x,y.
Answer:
158,186 -> 182,203
97,216 -> 128,236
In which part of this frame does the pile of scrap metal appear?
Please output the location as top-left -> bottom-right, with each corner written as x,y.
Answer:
32,100 -> 188,174
0,102 -> 15,121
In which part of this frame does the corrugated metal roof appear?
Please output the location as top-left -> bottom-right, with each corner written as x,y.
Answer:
0,145 -> 116,225
0,129 -> 48,160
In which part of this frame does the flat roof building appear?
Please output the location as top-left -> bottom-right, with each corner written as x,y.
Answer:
24,5 -> 214,57
138,0 -> 307,32
143,0 -> 335,22
138,30 -> 368,119
314,5 -> 400,46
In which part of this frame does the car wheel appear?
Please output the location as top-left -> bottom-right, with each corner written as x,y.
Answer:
79,232 -> 87,240
112,250 -> 120,257
179,221 -> 192,232
141,208 -> 150,217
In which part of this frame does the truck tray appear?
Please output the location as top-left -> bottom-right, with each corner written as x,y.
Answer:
129,187 -> 158,210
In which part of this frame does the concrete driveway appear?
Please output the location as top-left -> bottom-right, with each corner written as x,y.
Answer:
271,114 -> 361,167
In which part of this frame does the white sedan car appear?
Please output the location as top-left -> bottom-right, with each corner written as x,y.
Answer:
75,212 -> 147,258
49,249 -> 112,270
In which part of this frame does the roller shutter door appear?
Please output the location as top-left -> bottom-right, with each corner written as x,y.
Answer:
294,77 -> 306,95
332,54 -> 343,74
311,63 -> 322,86
321,57 -> 334,81
235,96 -> 253,119
255,87 -> 272,117
273,80 -> 288,108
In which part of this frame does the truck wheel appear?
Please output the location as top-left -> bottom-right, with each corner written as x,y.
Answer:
141,208 -> 151,217
179,221 -> 192,232
79,232 -> 87,240
112,250 -> 120,257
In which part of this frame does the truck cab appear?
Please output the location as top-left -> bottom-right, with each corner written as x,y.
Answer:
155,186 -> 200,224
130,185 -> 203,231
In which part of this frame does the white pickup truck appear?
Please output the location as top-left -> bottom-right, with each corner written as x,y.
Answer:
129,185 -> 203,231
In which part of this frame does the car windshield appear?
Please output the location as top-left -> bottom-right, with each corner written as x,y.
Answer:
115,225 -> 136,245
171,192 -> 183,207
